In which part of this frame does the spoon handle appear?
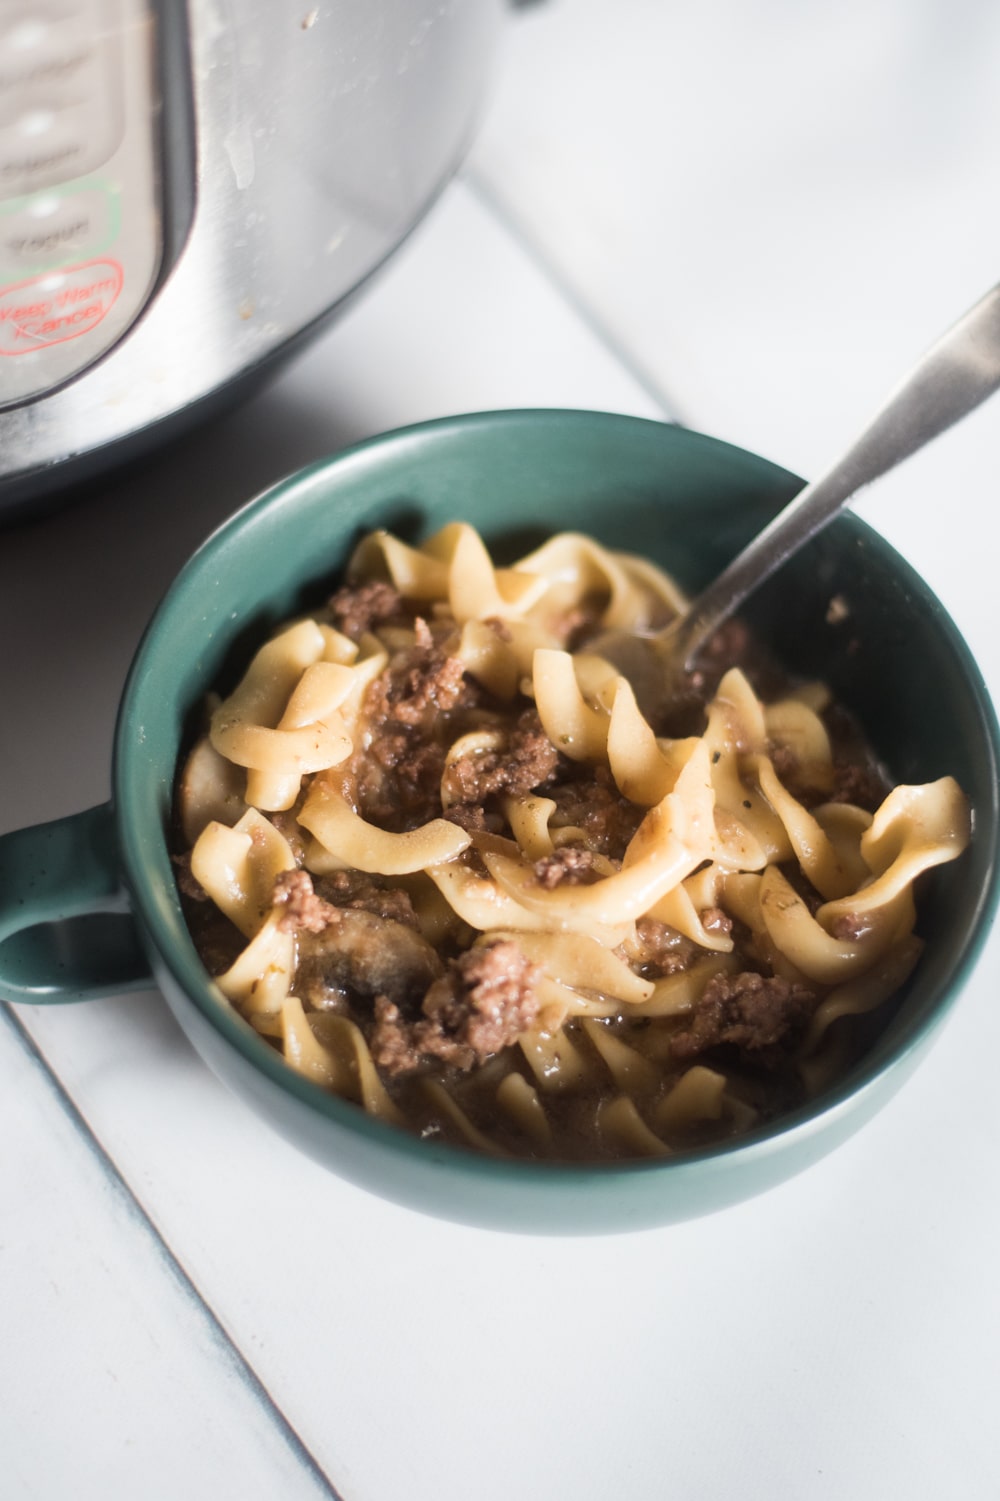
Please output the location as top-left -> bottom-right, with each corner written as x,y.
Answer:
671,280 -> 1000,669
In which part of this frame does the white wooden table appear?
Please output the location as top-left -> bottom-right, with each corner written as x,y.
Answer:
3,3 -> 999,1497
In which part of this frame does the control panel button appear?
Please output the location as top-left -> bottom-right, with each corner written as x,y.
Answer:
0,258 -> 123,356
0,2 -> 123,196
0,0 -> 160,406
0,11 -> 96,96
0,183 -> 116,275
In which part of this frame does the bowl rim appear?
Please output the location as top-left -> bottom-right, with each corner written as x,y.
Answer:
112,407 -> 1000,1191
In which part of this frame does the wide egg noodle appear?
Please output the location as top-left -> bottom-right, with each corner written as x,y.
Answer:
482,830 -> 698,930
606,676 -> 700,807
515,532 -> 688,629
582,1018 -> 660,1095
800,934 -> 924,1062
421,1079 -> 510,1156
308,1012 -> 405,1126
190,809 -> 298,1015
502,792 -> 559,860
819,778 -> 970,921
209,620 -> 357,811
812,803 -> 874,891
763,696 -> 835,795
191,808 -> 295,936
455,618 -> 520,700
753,753 -> 861,901
704,668 -> 792,863
350,522 -> 549,621
757,865 -> 916,985
495,1072 -> 552,1150
346,528 -> 449,600
424,856 -> 635,948
514,531 -> 650,628
532,647 -> 614,763
280,995 -> 353,1092
530,973 -> 620,1024
212,917 -> 295,1016
178,731 -> 248,845
518,1024 -> 596,1093
636,955 -> 740,1020
597,1096 -> 670,1158
486,929 -> 654,1005
299,775 -> 472,875
651,1065 -> 729,1137
645,874 -> 735,953
442,522 -> 550,622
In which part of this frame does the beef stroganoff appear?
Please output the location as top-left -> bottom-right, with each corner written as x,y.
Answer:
174,523 -> 970,1160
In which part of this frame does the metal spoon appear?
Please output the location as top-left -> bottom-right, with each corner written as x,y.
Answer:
591,280 -> 1000,717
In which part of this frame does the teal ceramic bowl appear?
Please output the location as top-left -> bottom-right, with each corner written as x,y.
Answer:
1,411 -> 997,1233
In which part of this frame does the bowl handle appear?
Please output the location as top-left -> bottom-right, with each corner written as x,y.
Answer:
0,803 -> 153,1003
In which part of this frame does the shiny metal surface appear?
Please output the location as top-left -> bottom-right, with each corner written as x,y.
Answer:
0,0 -> 503,509
593,279 -> 1000,711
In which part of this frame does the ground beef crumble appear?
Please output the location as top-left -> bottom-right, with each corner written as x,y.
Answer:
823,704 -> 890,811
371,939 -> 542,1075
274,868 -> 338,933
442,709 -> 560,810
329,579 -> 405,640
830,758 -> 889,811
547,764 -> 644,860
442,802 -> 491,833
670,970 -> 817,1067
699,906 -> 733,936
628,916 -> 697,976
347,621 -> 485,831
387,618 -> 471,725
273,867 -> 420,932
533,845 -> 598,888
361,734 -> 447,829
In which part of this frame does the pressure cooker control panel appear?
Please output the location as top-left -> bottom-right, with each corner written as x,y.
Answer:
0,0 -> 162,407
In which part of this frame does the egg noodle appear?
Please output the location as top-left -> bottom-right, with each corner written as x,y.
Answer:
175,523 -> 969,1159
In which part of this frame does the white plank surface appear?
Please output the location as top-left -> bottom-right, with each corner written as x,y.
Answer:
0,1012 -> 336,1501
2,3 -> 1000,1498
473,0 -> 1000,476
12,937 -> 1000,1500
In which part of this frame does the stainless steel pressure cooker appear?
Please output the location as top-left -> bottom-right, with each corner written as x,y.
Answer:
0,0 -> 503,516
